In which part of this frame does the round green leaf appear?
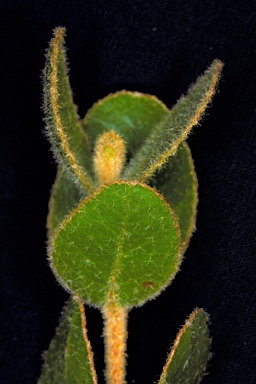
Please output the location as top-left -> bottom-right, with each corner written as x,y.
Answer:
49,182 -> 181,308
81,91 -> 168,156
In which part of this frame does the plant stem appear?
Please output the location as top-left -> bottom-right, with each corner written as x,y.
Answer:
102,300 -> 128,384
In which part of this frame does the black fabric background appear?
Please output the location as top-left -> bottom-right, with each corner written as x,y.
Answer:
0,1 -> 255,383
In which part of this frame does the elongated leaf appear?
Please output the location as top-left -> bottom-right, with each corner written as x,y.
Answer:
47,167 -> 85,238
158,308 -> 211,384
43,27 -> 94,193
124,60 -> 223,182
49,182 -> 181,308
38,297 -> 97,384
38,298 -> 73,384
151,142 -> 198,252
65,297 -> 97,384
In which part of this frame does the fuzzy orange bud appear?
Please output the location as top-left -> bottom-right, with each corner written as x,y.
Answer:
93,131 -> 126,185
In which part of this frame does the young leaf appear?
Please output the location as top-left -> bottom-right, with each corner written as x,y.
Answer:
47,167 -> 85,238
43,27 -> 94,193
123,60 -> 223,182
49,182 -> 181,308
38,298 -> 73,384
158,308 -> 211,384
64,297 -> 97,384
81,90 -> 168,157
151,142 -> 198,252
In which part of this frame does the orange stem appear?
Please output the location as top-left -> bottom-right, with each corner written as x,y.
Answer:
102,301 -> 128,384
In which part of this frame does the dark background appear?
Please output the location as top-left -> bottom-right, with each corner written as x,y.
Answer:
0,1 -> 255,383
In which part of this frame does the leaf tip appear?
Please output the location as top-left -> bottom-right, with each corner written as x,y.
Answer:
52,26 -> 66,40
212,58 -> 224,71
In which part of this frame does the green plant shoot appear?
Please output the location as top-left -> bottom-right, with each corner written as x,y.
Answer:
39,27 -> 223,384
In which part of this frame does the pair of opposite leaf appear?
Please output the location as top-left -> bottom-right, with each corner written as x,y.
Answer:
39,27 -> 223,384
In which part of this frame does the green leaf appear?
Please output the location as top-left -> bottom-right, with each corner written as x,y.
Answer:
47,168 -> 85,238
38,298 -> 73,384
43,27 -> 94,193
49,182 -> 181,308
38,297 -> 97,384
158,308 -> 211,384
82,91 -> 197,252
151,142 -> 197,252
65,297 -> 97,384
124,60 -> 223,182
81,90 -> 168,157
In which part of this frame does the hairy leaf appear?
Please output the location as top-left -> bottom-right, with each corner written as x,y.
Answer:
43,27 -> 94,193
158,308 -> 211,384
49,182 -> 181,308
124,60 -> 223,182
82,90 -> 168,157
47,168 -> 85,238
65,297 -> 97,384
151,142 -> 197,252
38,298 -> 73,384
38,297 -> 97,384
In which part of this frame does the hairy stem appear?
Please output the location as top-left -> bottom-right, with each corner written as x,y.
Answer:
102,301 -> 128,384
